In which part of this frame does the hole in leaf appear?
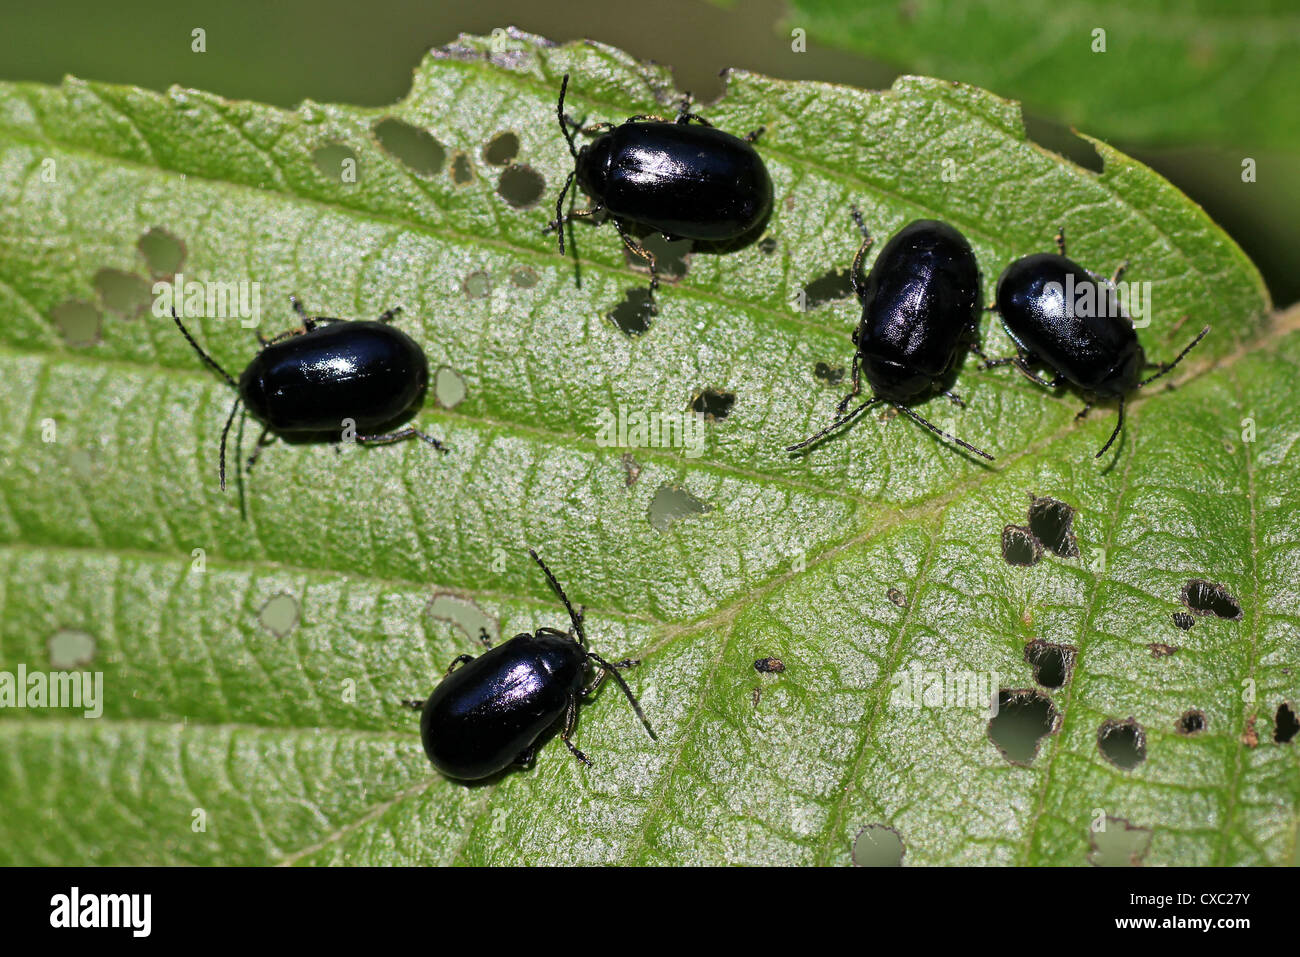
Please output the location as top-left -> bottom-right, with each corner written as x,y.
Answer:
754,657 -> 785,674
373,118 -> 445,177
852,825 -> 904,867
497,164 -> 545,208
800,267 -> 852,308
1023,639 -> 1075,689
427,594 -> 497,645
1001,525 -> 1042,566
450,153 -> 474,185
1027,495 -> 1079,558
802,268 -> 855,309
67,446 -> 96,480
989,689 -> 1058,765
93,268 -> 152,317
1023,114 -> 1104,174
1177,709 -> 1206,735
1275,702 -> 1299,744
607,287 -> 657,337
690,388 -> 735,421
1088,817 -> 1152,867
1098,718 -> 1147,770
648,483 -> 712,533
463,271 -> 492,299
483,131 -> 519,166
48,628 -> 96,669
510,266 -> 538,288
1181,579 -> 1242,619
1171,611 -> 1195,631
434,366 -> 466,409
258,593 -> 299,638
137,226 -> 185,276
51,300 -> 102,347
625,233 -> 690,281
814,361 -> 845,384
312,143 -> 358,184
887,588 -> 907,608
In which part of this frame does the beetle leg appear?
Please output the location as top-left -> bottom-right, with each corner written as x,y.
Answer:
786,395 -> 885,452
257,326 -> 308,347
1109,260 -> 1129,287
1095,396 -> 1125,458
376,305 -> 403,324
560,696 -> 593,766
578,121 -> 617,135
835,355 -> 863,414
245,426 -> 275,471
941,390 -> 965,408
286,296 -> 322,332
849,209 -> 874,305
612,220 -> 659,293
354,427 -> 449,454
1014,356 -> 1064,389
675,110 -> 713,127
581,657 -> 639,699
444,654 -> 475,675
744,126 -> 766,143
1075,401 -> 1094,421
399,698 -> 425,710
514,746 -> 537,768
1055,225 -> 1067,257
625,113 -> 672,124
477,626 -> 493,649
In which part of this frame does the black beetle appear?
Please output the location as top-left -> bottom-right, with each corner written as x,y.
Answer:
545,73 -> 772,294
169,296 -> 447,490
786,213 -> 993,459
403,549 -> 656,780
988,227 -> 1209,457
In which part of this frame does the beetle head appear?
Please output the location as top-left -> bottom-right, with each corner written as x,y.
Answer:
574,134 -> 614,199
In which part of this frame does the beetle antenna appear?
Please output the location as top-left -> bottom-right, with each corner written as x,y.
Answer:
170,308 -> 237,389
218,394 -> 242,491
528,548 -> 586,646
785,396 -> 884,452
894,404 -> 995,460
557,73 -> 578,160
1095,395 -> 1124,458
1138,325 -> 1210,388
549,169 -> 576,255
588,651 -> 657,741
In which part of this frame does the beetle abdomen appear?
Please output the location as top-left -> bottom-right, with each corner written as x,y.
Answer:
995,253 -> 1140,393
419,634 -> 586,781
240,321 -> 428,432
858,220 -> 980,400
600,123 -> 772,241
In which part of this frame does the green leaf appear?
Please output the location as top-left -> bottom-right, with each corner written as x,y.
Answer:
786,0 -> 1300,150
0,30 -> 1293,865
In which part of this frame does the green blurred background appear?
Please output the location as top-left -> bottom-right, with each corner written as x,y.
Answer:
3,0 -> 1295,305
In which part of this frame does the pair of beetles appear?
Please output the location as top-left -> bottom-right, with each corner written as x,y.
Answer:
168,75 -> 1208,781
